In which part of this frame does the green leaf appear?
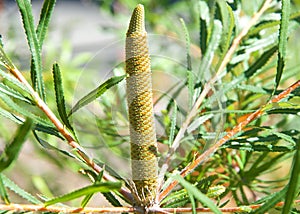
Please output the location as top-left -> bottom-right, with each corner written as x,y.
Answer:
247,10 -> 300,37
0,93 -> 52,127
16,0 -> 45,100
236,84 -> 268,94
0,107 -> 23,124
0,69 -> 31,94
52,63 -> 73,131
180,18 -> 194,108
198,1 -> 210,54
1,173 -> 41,204
32,131 -> 79,161
0,119 -> 32,172
250,186 -> 288,214
168,102 -> 177,146
34,123 -> 63,139
275,0 -> 290,90
102,192 -> 122,207
69,75 -> 125,116
0,46 -> 14,70
174,175 -> 222,214
0,174 -> 10,204
267,108 -> 300,115
215,0 -> 235,69
282,138 -> 300,213
188,191 -> 196,214
80,194 -> 93,208
244,45 -> 278,78
198,20 -> 222,81
44,182 -> 122,206
187,114 -> 213,133
264,101 -> 300,115
0,83 -> 31,103
36,0 -> 56,47
81,170 -> 104,208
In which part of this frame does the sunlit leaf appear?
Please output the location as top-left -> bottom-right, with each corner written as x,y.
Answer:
52,63 -> 74,131
16,0 -> 45,100
44,182 -> 121,206
69,75 -> 125,116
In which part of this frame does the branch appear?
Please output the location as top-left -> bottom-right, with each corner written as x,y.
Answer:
157,0 -> 273,200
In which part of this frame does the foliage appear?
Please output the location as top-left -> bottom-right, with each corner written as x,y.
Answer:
0,0 -> 300,213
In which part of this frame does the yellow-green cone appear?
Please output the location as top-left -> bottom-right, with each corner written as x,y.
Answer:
125,4 -> 158,206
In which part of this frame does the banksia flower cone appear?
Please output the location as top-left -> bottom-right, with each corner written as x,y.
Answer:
125,4 -> 158,206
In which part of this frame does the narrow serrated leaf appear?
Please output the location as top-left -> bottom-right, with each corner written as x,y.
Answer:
180,18 -> 194,108
0,83 -> 31,103
175,175 -> 222,214
216,0 -> 235,53
69,75 -> 125,116
52,63 -> 73,131
216,2 -> 235,70
282,138 -> 300,213
248,10 -> 300,37
0,174 -> 10,204
237,84 -> 268,94
102,192 -> 122,207
32,131 -> 78,161
34,123 -> 63,139
198,20 -> 222,81
16,0 -> 45,100
275,0 -> 290,90
0,93 -> 51,127
0,107 -> 23,124
44,182 -> 121,206
245,45 -> 278,78
1,174 -> 41,204
187,114 -> 213,133
267,108 -> 300,114
80,194 -> 93,208
36,0 -> 56,46
199,1 -> 210,54
168,102 -> 177,146
0,119 -> 32,172
0,46 -> 14,70
0,69 -> 30,94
